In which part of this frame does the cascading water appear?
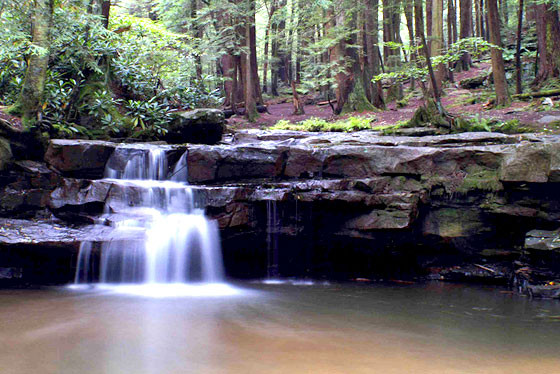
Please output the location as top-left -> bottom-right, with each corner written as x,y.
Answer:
74,145 -> 232,295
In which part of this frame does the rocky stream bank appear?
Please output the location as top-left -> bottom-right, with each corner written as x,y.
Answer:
1,130 -> 560,297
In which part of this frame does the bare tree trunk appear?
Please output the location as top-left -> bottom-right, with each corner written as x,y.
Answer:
487,0 -> 510,105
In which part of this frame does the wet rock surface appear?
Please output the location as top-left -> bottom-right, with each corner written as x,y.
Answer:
44,139 -> 117,179
3,131 -> 560,285
0,218 -> 143,246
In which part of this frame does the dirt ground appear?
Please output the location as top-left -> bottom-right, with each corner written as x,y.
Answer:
228,62 -> 560,134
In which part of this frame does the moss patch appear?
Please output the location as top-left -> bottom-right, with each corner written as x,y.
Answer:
455,168 -> 503,195
271,116 -> 375,132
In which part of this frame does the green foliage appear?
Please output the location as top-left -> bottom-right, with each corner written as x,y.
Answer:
124,98 -> 171,138
271,116 -> 374,132
0,2 -> 223,140
372,37 -> 495,85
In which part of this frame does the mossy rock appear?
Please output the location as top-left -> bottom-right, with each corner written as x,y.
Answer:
459,73 -> 490,89
0,137 -> 13,171
166,109 -> 226,145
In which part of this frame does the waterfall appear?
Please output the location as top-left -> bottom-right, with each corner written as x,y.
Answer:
75,146 -> 224,285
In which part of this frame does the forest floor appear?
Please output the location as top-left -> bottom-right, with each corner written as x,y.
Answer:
228,61 -> 560,134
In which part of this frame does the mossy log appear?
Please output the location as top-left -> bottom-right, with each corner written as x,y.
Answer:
512,89 -> 560,101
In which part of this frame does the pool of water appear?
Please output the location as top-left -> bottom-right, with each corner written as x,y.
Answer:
1,281 -> 559,374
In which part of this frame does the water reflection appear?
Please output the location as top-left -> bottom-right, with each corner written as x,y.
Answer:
1,282 -> 559,374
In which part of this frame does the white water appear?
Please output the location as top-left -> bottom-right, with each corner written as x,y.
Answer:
75,146 -> 225,289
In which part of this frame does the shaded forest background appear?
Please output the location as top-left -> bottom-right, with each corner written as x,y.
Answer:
1,0 -> 560,141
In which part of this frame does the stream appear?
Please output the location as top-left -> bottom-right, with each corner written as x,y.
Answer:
1,281 -> 559,374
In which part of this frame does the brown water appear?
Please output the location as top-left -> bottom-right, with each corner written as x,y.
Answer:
1,281 -> 559,374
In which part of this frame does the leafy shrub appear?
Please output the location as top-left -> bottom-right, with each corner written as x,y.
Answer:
0,5 -> 224,140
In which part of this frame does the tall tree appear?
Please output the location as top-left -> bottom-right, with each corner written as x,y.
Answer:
459,0 -> 473,70
8,0 -> 54,128
431,0 -> 445,90
447,0 -> 457,81
486,0 -> 509,105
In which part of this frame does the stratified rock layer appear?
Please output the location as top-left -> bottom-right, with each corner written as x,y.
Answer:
2,130 -> 560,283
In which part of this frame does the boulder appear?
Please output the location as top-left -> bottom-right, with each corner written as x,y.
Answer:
166,109 -> 226,145
459,73 -> 489,89
44,139 -> 117,179
500,143 -> 551,183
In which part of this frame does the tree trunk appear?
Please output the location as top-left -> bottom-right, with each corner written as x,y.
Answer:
365,0 -> 385,108
426,0 -> 433,53
533,1 -> 560,86
331,10 -> 353,114
191,0 -> 203,81
9,0 -> 54,128
404,0 -> 415,88
475,0 -> 482,37
221,54 -> 235,107
291,81 -> 304,114
459,0 -> 473,70
249,10 -> 263,105
101,1 -> 110,28
515,0 -> 524,94
487,0 -> 510,105
431,0 -> 445,91
383,0 -> 403,101
244,1 -> 258,121
262,18 -> 271,93
447,0 -> 457,82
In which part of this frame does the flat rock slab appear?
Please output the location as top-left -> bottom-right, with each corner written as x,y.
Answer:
525,229 -> 560,251
537,115 -> 560,125
0,218 -> 143,247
